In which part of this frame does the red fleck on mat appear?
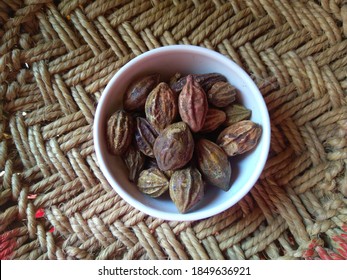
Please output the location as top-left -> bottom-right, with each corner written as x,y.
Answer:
0,229 -> 19,260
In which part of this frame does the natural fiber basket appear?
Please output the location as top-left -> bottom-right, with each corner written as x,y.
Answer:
0,0 -> 346,260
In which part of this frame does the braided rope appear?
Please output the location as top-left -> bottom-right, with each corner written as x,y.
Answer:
1,0 -> 346,260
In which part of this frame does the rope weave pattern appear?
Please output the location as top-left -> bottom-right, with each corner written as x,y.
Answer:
0,0 -> 346,260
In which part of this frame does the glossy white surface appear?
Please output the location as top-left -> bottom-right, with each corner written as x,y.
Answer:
93,45 -> 271,221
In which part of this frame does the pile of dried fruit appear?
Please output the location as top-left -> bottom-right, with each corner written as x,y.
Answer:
106,73 -> 262,213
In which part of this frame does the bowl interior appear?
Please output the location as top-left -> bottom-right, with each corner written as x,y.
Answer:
94,46 -> 270,221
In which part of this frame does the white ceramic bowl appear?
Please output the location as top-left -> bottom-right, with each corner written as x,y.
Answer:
94,45 -> 270,221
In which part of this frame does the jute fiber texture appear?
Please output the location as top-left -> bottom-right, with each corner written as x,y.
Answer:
1,0 -> 347,260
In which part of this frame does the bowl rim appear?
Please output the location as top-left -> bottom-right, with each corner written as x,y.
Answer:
93,45 -> 271,221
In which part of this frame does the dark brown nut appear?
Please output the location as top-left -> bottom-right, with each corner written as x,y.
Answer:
123,73 -> 160,111
135,117 -> 158,158
207,81 -> 237,108
217,120 -> 262,156
198,73 -> 228,92
145,82 -> 178,133
178,75 -> 208,132
153,122 -> 194,171
171,73 -> 227,93
106,109 -> 133,155
169,167 -> 204,213
200,108 -> 227,133
196,139 -> 231,191
224,104 -> 251,126
137,167 -> 169,197
124,144 -> 145,182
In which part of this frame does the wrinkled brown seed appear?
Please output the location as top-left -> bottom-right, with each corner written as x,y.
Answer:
106,109 -> 133,155
178,75 -> 208,132
207,81 -> 237,108
123,73 -> 160,111
124,144 -> 145,182
153,122 -> 194,171
169,167 -> 204,213
217,120 -> 262,156
200,108 -> 226,133
145,82 -> 178,133
137,167 -> 169,197
224,104 -> 251,126
196,138 -> 232,191
134,117 -> 158,158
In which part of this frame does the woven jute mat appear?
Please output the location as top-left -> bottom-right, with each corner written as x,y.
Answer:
1,0 -> 346,260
